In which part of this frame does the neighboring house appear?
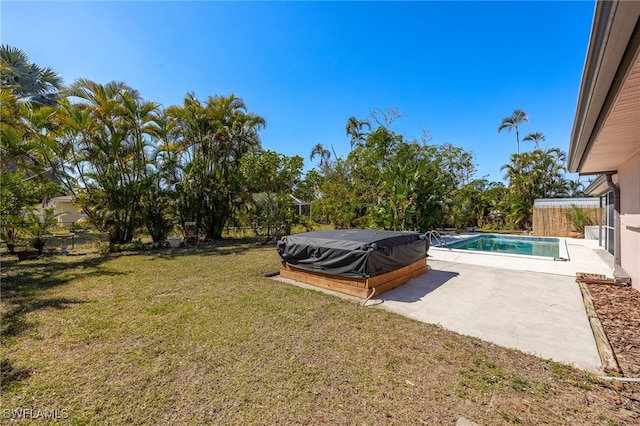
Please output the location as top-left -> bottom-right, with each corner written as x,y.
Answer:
47,195 -> 85,225
568,0 -> 640,289
289,194 -> 311,216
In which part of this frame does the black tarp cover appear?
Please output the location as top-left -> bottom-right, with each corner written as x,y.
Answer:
277,230 -> 428,278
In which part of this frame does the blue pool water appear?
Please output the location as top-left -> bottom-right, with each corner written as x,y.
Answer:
447,234 -> 561,258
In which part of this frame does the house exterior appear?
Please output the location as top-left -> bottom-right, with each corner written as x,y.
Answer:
47,196 -> 85,225
568,0 -> 640,290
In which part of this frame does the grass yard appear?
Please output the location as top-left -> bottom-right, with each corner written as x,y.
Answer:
1,240 -> 637,424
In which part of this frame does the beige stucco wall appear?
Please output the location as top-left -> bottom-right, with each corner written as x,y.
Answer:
54,201 -> 84,225
618,153 -> 640,291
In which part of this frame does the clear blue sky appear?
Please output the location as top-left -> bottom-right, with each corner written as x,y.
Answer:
2,1 -> 595,183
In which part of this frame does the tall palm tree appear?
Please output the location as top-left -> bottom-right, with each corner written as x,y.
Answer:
345,116 -> 370,150
498,109 -> 528,154
522,132 -> 545,150
0,45 -> 62,105
310,143 -> 330,166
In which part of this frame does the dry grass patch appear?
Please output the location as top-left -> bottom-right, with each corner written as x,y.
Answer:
1,239 -> 638,424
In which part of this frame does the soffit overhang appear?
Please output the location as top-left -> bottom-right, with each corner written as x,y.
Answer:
568,1 -> 640,175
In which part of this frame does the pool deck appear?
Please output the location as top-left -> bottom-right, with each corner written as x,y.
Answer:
278,236 -> 614,372
431,235 -> 612,277
374,236 -> 613,372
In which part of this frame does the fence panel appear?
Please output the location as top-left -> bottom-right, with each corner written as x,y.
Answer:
533,206 -> 600,237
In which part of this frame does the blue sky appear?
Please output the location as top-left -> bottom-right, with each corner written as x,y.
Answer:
2,1 -> 595,183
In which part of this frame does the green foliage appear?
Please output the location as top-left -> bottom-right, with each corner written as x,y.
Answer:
3,47 -> 590,244
24,208 -> 59,253
314,157 -> 357,228
565,204 -> 595,232
312,117 -> 478,232
109,240 -> 145,253
239,149 -> 303,239
0,172 -> 42,251
58,79 -> 161,243
1,47 -> 65,251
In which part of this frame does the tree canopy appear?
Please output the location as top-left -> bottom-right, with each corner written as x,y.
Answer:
1,45 -> 589,250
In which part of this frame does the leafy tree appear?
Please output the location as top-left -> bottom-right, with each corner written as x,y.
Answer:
0,172 -> 41,252
436,143 -> 477,189
240,149 -> 303,239
566,179 -> 585,197
315,157 -> 357,228
293,169 -> 325,223
445,179 -> 508,230
374,154 -> 420,231
314,115 -> 476,232
498,109 -> 528,154
294,169 -> 323,204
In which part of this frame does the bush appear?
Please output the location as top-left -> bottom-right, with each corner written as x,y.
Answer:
109,241 -> 145,253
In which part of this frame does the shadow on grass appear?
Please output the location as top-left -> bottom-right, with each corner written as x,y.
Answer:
2,297 -> 86,338
148,237 -> 270,260
1,238 -> 269,338
1,253 -> 116,339
1,359 -> 32,392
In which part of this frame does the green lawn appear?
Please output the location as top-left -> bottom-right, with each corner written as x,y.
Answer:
0,240 -> 635,424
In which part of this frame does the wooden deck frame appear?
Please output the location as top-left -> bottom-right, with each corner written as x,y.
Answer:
280,257 -> 428,298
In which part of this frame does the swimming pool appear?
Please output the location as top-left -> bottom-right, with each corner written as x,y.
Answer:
446,234 -> 567,260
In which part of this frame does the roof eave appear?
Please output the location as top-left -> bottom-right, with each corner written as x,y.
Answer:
568,1 -> 640,173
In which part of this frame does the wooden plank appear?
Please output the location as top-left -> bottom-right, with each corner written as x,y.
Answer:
367,258 -> 427,288
370,265 -> 429,295
280,257 -> 428,298
279,267 -> 371,298
576,272 -> 607,281
280,263 -> 368,288
575,271 -> 629,287
578,282 -> 621,373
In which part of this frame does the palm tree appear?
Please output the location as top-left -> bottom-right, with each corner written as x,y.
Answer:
164,93 -> 266,239
60,78 -> 162,242
310,143 -> 330,166
498,109 -> 528,154
566,179 -> 585,197
522,132 -> 545,150
0,45 -> 62,105
345,116 -> 370,150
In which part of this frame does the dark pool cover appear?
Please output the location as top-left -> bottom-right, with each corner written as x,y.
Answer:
277,230 -> 428,278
